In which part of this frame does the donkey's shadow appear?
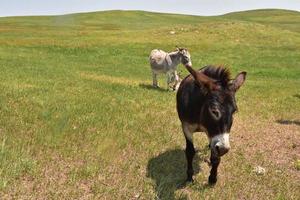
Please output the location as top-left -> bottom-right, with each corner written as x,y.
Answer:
139,83 -> 169,93
147,148 -> 206,200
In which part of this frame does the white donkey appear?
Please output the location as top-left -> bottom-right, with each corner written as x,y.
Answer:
149,47 -> 192,90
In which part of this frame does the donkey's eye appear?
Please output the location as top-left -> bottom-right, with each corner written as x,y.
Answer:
212,110 -> 220,118
209,107 -> 221,120
183,56 -> 189,61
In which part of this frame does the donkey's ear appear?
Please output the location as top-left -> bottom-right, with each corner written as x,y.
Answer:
231,71 -> 247,92
185,65 -> 219,91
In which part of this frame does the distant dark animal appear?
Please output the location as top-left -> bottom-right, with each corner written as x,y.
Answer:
149,47 -> 192,90
176,65 -> 246,184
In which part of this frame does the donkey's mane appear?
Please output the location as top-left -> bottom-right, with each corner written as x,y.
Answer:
201,65 -> 231,87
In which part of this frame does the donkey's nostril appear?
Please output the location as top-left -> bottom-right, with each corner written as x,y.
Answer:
215,145 -> 220,153
215,143 -> 229,157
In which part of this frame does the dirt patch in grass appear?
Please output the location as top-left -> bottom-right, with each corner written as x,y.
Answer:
1,153 -> 96,199
232,117 -> 300,179
79,72 -> 143,86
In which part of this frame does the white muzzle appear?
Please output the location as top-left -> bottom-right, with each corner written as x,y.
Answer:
210,133 -> 230,157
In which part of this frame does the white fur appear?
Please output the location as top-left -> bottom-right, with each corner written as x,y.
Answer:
149,49 -> 191,89
182,123 -> 207,142
211,133 -> 230,150
182,123 -> 197,142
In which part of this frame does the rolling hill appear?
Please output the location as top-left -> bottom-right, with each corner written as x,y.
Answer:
0,9 -> 299,199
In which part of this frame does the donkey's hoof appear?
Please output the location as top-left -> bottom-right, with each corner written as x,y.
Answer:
208,175 -> 217,185
186,177 -> 194,183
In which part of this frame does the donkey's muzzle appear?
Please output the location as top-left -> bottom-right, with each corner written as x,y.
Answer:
211,133 -> 230,157
215,142 -> 230,157
185,62 -> 192,68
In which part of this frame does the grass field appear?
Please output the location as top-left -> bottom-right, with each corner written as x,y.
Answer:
0,9 -> 299,199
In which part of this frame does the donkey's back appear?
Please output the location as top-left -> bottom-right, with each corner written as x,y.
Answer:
149,49 -> 170,73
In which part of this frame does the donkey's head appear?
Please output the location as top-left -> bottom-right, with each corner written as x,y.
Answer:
176,47 -> 192,67
185,65 -> 246,157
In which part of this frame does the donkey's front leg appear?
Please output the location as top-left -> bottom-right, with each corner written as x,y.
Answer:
152,71 -> 159,88
166,72 -> 172,90
208,153 -> 220,185
174,70 -> 180,82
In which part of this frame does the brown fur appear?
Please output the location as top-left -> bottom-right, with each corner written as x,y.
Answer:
176,64 -> 246,184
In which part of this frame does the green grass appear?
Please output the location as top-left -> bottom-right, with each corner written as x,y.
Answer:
0,9 -> 299,199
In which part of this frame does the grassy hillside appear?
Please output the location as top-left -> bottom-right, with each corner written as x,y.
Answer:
223,9 -> 300,32
0,9 -> 299,199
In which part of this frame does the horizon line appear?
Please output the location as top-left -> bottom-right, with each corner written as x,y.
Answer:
0,8 -> 299,18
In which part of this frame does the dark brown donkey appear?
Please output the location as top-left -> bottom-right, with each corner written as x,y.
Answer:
176,65 -> 246,184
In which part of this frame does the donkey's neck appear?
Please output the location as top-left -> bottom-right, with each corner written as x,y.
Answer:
168,51 -> 181,65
